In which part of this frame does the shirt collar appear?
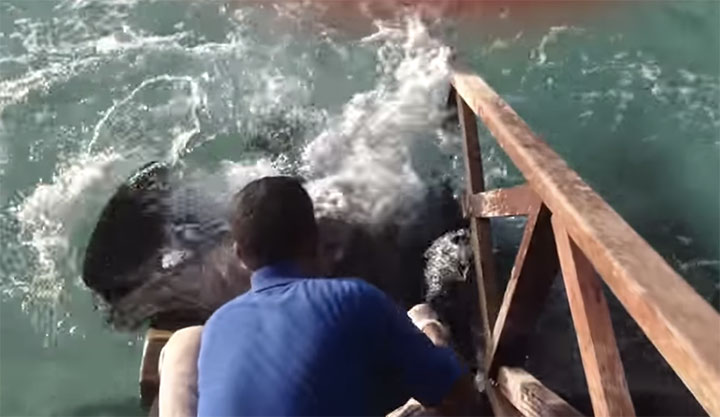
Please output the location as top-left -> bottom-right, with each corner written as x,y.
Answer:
251,261 -> 306,292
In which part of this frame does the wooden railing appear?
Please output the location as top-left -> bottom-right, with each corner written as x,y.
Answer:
450,66 -> 720,417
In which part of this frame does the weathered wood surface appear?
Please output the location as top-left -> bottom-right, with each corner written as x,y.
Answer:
456,91 -> 501,346
140,328 -> 173,409
488,384 -> 525,417
497,367 -> 583,417
553,218 -> 635,417
452,67 -> 720,416
489,203 -> 560,373
466,185 -> 539,218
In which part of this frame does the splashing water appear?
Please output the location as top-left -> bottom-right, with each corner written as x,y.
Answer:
2,8 -> 467,343
304,17 -> 455,226
1,0 -> 718,415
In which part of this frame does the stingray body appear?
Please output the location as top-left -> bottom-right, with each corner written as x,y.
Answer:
82,162 -> 248,329
82,162 -> 465,330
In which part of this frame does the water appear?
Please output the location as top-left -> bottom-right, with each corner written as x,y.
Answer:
0,1 -> 718,415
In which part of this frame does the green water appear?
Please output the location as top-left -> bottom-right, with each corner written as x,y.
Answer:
0,1 -> 718,415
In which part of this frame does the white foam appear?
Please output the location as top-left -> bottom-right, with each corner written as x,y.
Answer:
211,159 -> 281,202
304,16 -> 453,225
88,74 -> 206,164
0,61 -> 92,115
572,50 -> 719,132
12,151 -> 139,336
677,258 -> 720,273
0,140 -> 7,195
531,26 -> 583,66
94,30 -> 189,54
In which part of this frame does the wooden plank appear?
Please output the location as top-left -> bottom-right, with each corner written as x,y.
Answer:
487,384 -> 525,417
497,367 -> 583,417
465,184 -> 539,218
552,218 -> 635,417
452,67 -> 720,415
488,203 -> 560,374
140,328 -> 173,409
457,92 -> 485,195
456,92 -> 501,345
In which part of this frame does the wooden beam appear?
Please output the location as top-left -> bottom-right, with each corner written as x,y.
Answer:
140,328 -> 173,409
457,91 -> 485,195
487,385 -> 525,417
465,184 -> 539,218
452,67 -> 720,415
488,203 -> 560,373
486,203 -> 554,369
456,92 -> 501,346
497,367 -> 583,417
552,218 -> 635,417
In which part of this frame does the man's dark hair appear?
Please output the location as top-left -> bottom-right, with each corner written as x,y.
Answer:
231,176 -> 318,270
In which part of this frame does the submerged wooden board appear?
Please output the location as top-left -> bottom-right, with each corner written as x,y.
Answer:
140,328 -> 173,409
497,367 -> 583,417
553,218 -> 635,417
452,67 -> 720,415
487,384 -> 525,417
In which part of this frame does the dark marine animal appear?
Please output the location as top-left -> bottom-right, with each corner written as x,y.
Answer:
82,162 -> 466,330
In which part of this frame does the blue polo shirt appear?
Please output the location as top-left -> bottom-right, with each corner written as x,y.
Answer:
197,262 -> 464,416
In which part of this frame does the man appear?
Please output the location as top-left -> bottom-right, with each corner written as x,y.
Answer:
196,176 -> 478,416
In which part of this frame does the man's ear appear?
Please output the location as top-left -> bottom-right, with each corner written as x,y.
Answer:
234,241 -> 243,260
234,242 -> 254,271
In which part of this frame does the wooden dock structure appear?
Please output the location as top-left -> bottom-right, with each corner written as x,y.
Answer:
450,65 -> 720,417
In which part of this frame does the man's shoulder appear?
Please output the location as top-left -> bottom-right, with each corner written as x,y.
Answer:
305,277 -> 384,298
204,291 -> 255,328
301,278 -> 393,315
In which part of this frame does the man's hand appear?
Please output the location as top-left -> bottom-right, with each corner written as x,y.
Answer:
408,303 -> 451,347
405,303 -> 489,416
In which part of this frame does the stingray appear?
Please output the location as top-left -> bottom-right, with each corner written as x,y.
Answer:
82,162 -> 469,331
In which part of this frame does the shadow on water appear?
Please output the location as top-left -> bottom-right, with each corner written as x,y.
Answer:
52,397 -> 143,417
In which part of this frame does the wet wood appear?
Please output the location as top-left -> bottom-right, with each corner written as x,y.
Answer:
497,367 -> 583,417
553,217 -> 635,416
456,92 -> 501,347
452,67 -> 720,416
487,384 -> 525,417
488,203 -> 559,374
140,328 -> 173,409
466,184 -> 539,218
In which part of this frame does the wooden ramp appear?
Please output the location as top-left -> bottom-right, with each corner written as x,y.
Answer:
450,65 -> 720,417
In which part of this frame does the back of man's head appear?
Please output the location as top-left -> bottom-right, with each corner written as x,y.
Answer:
231,176 -> 318,271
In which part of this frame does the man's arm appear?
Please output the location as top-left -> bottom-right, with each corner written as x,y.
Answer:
434,372 -> 486,416
407,303 -> 488,416
365,286 -> 485,415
